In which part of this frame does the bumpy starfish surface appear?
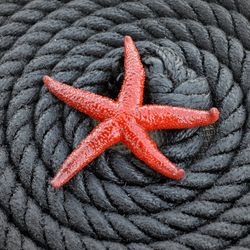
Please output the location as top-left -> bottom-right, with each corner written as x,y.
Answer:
43,36 -> 220,188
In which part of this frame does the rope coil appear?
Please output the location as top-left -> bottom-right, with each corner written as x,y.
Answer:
0,0 -> 249,249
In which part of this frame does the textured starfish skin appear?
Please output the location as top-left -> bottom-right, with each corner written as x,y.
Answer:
43,36 -> 220,188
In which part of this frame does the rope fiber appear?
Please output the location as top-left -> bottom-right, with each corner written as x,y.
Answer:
0,0 -> 249,249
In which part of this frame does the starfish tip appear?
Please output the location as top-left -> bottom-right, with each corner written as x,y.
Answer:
210,107 -> 220,122
50,178 -> 62,189
43,75 -> 52,86
173,169 -> 186,180
124,35 -> 133,43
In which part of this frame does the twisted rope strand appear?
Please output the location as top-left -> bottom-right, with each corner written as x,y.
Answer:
0,0 -> 249,249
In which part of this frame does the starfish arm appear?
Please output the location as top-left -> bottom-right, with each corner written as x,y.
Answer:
122,119 -> 185,180
118,36 -> 145,107
43,76 -> 117,121
51,119 -> 121,188
138,105 -> 220,130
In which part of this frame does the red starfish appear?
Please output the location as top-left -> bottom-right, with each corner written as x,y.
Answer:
43,36 -> 220,188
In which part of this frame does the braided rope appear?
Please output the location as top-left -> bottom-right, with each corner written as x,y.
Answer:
0,0 -> 249,249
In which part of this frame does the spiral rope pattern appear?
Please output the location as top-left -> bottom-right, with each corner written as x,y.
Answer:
0,0 -> 250,249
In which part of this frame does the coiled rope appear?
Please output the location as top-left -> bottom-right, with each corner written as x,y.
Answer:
0,0 -> 249,249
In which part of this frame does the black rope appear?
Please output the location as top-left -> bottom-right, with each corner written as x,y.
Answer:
0,0 -> 249,249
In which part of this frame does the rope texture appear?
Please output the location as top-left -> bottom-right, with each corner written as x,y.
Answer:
0,0 -> 250,249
